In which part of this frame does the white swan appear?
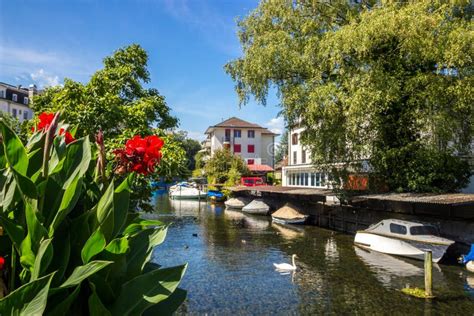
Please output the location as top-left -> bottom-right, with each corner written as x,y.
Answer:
273,254 -> 297,271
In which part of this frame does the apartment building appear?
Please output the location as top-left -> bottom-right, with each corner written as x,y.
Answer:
0,82 -> 38,122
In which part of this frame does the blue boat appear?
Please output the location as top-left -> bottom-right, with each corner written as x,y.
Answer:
207,190 -> 226,202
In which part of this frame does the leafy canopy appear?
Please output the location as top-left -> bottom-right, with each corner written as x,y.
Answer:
226,0 -> 473,192
33,44 -> 177,138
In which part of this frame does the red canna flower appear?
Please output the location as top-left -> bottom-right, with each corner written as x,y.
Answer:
59,128 -> 75,145
114,135 -> 164,176
0,256 -> 4,270
32,112 -> 75,144
32,112 -> 55,132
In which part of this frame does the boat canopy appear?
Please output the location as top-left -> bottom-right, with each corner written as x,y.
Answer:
462,244 -> 474,264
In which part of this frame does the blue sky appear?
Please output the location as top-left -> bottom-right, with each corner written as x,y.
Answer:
0,0 -> 283,141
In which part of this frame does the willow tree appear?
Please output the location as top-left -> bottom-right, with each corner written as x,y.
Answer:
226,0 -> 473,192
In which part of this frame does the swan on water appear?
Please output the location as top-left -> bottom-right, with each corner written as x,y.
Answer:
273,254 -> 297,271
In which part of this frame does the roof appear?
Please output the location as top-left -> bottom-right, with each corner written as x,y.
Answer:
205,117 -> 279,135
248,164 -> 274,172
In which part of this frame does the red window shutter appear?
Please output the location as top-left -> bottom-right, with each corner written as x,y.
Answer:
248,145 -> 255,153
248,159 -> 254,165
234,144 -> 241,153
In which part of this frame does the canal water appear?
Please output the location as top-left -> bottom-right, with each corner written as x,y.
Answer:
149,194 -> 474,315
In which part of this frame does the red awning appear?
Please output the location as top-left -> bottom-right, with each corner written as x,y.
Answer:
248,164 -> 274,172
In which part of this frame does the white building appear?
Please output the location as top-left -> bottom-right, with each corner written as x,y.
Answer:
282,127 -> 331,188
0,82 -> 37,122
204,117 -> 278,169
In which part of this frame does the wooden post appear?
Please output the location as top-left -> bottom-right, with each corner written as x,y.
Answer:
424,250 -> 433,298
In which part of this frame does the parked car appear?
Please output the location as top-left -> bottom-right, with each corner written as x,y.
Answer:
241,177 -> 266,187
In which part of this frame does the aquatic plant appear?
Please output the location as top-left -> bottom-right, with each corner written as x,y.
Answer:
0,113 -> 186,314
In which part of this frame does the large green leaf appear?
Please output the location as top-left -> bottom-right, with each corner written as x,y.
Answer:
49,230 -> 70,287
143,288 -> 187,316
0,120 -> 28,175
88,282 -> 112,316
60,260 -> 112,288
112,175 -> 132,238
48,173 -> 83,236
60,137 -> 91,189
111,264 -> 187,315
123,218 -> 165,237
81,229 -> 106,264
0,272 -> 54,316
126,226 -> 168,279
20,203 -> 48,270
96,181 -> 115,241
11,168 -> 38,200
31,238 -> 53,281
0,215 -> 25,250
46,286 -> 80,316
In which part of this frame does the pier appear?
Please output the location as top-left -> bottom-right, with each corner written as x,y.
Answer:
230,186 -> 474,246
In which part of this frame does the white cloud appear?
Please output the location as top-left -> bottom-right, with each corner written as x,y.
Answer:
30,69 -> 60,88
265,116 -> 285,135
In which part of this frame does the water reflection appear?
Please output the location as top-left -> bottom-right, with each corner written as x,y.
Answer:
151,194 -> 474,315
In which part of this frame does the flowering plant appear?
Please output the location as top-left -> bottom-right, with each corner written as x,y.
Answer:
32,112 -> 75,144
114,135 -> 164,175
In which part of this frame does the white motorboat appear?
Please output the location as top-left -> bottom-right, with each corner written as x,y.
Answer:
169,185 -> 206,200
271,203 -> 308,225
354,219 -> 454,263
224,197 -> 250,209
242,199 -> 270,215
461,244 -> 474,272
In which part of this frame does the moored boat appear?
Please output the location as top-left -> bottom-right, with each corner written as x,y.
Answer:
242,199 -> 270,215
207,190 -> 226,202
271,203 -> 307,225
224,197 -> 250,209
169,185 -> 207,200
461,244 -> 474,272
354,219 -> 454,263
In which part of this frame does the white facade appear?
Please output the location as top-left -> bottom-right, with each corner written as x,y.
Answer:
204,117 -> 277,167
0,83 -> 36,122
282,127 -> 330,189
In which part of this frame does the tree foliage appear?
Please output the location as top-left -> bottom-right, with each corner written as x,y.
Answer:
275,128 -> 288,163
204,148 -> 249,185
33,44 -> 177,138
226,0 -> 473,192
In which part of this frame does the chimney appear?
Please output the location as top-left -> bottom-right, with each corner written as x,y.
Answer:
28,84 -> 37,100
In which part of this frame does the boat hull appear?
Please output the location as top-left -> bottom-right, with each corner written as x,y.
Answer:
272,216 -> 307,225
354,232 -> 449,263
467,261 -> 474,273
242,208 -> 268,215
169,188 -> 207,200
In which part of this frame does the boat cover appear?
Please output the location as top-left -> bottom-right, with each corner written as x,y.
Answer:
272,203 -> 306,220
462,244 -> 474,264
207,190 -> 224,198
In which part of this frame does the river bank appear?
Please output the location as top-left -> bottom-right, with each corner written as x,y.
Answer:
149,194 -> 474,314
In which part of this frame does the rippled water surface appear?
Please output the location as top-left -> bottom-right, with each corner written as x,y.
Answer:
149,194 -> 474,315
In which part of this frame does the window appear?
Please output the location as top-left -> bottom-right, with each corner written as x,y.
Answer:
302,150 -> 306,164
234,129 -> 241,138
304,173 -> 309,186
315,173 -> 321,186
311,173 -> 315,186
292,173 -> 295,185
296,173 -> 300,185
24,97 -> 29,105
293,151 -> 297,164
291,133 -> 298,145
23,111 -> 28,120
390,223 -> 407,235
0,90 -> 4,98
12,94 -> 17,102
247,159 -> 254,165
248,130 -> 255,138
234,144 -> 241,153
248,144 -> 255,153
321,173 -> 326,186
410,226 -> 438,236
12,108 -> 17,117
225,129 -> 231,142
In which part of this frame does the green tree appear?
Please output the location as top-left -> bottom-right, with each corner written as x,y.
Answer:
205,148 -> 249,185
173,131 -> 202,171
226,0 -> 473,192
33,44 -> 177,138
275,128 -> 288,163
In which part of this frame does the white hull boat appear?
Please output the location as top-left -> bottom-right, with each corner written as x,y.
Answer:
271,203 -> 307,225
169,186 -> 207,200
242,199 -> 270,215
354,219 -> 454,263
224,197 -> 250,209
